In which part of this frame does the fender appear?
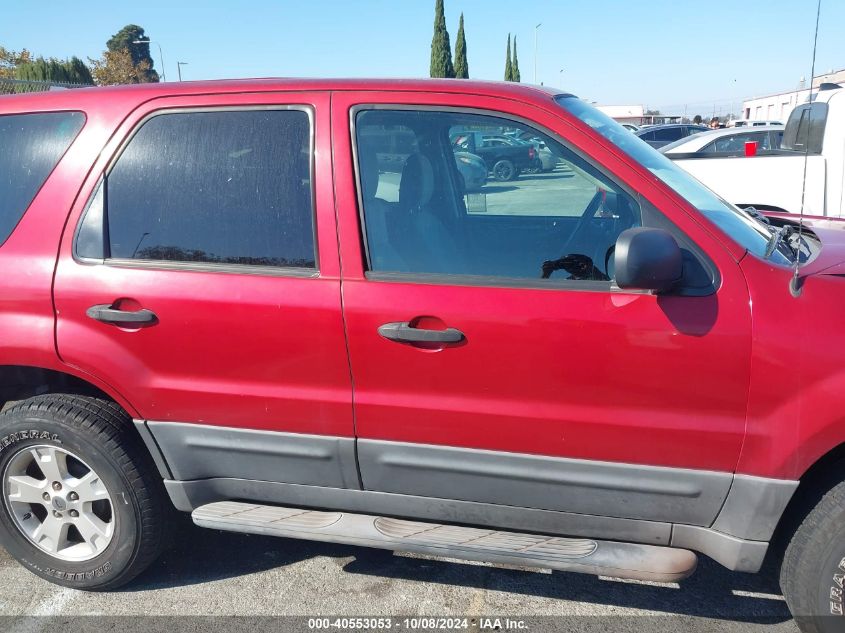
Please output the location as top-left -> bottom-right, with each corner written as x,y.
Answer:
738,255 -> 845,479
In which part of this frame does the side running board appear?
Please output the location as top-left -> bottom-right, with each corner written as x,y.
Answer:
192,501 -> 697,582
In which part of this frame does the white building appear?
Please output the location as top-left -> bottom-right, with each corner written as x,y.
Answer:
596,104 -> 644,125
742,68 -> 845,123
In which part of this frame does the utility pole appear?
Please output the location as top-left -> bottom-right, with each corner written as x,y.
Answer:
177,62 -> 188,82
534,23 -> 542,84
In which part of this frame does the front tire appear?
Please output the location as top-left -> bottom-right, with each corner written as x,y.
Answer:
0,395 -> 166,590
781,478 -> 845,633
492,159 -> 517,181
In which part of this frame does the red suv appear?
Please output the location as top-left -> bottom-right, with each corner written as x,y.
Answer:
1,79 -> 844,632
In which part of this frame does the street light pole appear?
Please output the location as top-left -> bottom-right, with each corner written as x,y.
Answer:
559,68 -> 564,85
132,40 -> 165,82
534,23 -> 542,84
177,62 -> 188,82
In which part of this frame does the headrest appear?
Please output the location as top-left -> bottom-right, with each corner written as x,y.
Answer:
357,142 -> 380,200
399,153 -> 435,211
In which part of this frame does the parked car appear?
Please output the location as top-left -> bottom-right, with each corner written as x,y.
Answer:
481,134 -> 553,172
660,125 -> 784,157
450,130 -> 536,180
635,123 -> 710,148
3,79 -> 845,632
512,133 -> 560,171
730,119 -> 783,128
454,151 -> 487,191
670,84 -> 844,215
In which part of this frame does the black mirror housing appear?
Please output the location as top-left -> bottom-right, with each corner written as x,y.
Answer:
615,227 -> 683,293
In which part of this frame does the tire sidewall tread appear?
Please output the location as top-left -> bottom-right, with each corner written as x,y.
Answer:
781,478 -> 845,633
0,395 -> 165,591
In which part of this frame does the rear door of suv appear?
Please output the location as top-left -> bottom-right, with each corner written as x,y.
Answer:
54,92 -> 358,489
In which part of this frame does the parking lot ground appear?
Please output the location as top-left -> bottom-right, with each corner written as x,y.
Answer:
375,164 -> 597,218
0,520 -> 798,632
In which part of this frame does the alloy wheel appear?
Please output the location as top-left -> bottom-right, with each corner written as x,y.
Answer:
3,445 -> 115,562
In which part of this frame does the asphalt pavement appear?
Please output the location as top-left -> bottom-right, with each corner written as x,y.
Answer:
0,517 -> 798,632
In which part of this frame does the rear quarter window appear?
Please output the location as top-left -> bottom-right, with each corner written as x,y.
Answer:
782,103 -> 827,154
78,108 -> 316,270
0,111 -> 85,246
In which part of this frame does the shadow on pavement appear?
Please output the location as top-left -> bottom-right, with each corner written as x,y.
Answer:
343,552 -> 792,623
122,518 -> 358,592
124,521 -> 793,625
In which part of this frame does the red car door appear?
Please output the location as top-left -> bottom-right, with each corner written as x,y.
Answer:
332,90 -> 752,527
54,92 -> 357,489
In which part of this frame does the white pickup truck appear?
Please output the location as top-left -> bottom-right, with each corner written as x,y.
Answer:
671,83 -> 844,217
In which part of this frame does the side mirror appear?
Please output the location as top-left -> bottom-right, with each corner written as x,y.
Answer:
615,227 -> 683,293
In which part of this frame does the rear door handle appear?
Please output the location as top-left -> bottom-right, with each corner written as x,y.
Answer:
378,322 -> 464,344
86,304 -> 158,326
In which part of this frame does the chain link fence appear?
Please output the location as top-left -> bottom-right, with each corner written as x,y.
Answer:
0,78 -> 92,95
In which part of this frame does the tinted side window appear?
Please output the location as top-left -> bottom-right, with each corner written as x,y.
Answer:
653,128 -> 685,141
355,109 -> 641,284
782,103 -> 828,154
104,109 -> 314,268
705,131 -> 773,153
0,111 -> 85,246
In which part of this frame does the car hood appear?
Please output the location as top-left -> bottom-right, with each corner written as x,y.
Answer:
793,217 -> 845,277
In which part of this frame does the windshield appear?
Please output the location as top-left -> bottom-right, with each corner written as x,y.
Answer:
554,95 -> 787,263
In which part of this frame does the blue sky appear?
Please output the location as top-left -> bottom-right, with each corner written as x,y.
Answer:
3,0 -> 842,116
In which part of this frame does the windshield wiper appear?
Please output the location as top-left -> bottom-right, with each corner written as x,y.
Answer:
743,205 -> 770,225
765,225 -> 795,260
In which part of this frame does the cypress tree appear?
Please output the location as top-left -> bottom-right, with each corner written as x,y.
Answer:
429,0 -> 455,78
13,56 -> 93,84
504,34 -> 513,81
512,37 -> 521,82
454,13 -> 469,79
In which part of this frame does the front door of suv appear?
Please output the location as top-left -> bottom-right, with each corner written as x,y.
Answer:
332,91 -> 752,528
54,93 -> 358,490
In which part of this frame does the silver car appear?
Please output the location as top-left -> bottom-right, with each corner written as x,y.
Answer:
660,125 -> 784,156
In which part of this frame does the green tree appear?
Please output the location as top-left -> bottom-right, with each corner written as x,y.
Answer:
66,56 -> 94,84
14,56 -> 93,85
14,58 -> 61,82
429,0 -> 454,78
90,48 -> 153,85
504,34 -> 513,81
106,24 -> 159,82
0,46 -> 32,79
512,37 -> 521,82
454,13 -> 468,79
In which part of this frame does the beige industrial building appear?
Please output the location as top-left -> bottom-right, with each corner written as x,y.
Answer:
742,68 -> 845,123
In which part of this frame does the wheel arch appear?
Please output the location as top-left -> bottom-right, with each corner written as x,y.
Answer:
0,364 -> 140,420
770,441 -> 845,556
0,364 -> 171,482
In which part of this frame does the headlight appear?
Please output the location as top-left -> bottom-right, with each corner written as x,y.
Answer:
457,156 -> 473,164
